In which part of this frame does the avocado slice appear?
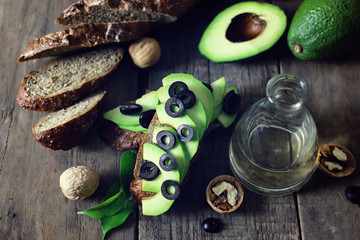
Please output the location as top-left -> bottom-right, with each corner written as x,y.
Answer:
152,126 -> 190,182
287,0 -> 360,60
116,124 -> 147,133
162,73 -> 214,129
142,174 -> 164,192
156,103 -> 199,160
157,85 -> 207,137
103,91 -> 159,127
141,143 -> 180,216
217,86 -> 239,128
210,76 -> 227,122
199,2 -> 286,62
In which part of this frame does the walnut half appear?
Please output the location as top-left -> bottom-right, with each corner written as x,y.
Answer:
206,175 -> 244,213
317,144 -> 356,178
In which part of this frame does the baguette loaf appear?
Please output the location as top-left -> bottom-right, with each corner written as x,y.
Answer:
33,90 -> 106,150
55,0 -> 204,26
18,22 -> 156,62
17,47 -> 123,111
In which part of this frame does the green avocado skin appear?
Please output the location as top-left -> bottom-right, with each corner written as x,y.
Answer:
287,0 -> 360,60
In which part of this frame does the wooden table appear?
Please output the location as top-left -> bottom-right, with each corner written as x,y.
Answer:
1,0 -> 360,239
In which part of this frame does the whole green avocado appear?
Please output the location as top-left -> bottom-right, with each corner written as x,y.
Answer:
287,0 -> 360,60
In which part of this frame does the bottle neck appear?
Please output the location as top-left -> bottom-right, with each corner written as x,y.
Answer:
266,74 -> 309,112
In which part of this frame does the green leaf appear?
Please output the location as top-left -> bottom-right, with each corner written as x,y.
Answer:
103,181 -> 121,201
78,190 -> 126,219
120,150 -> 136,191
100,200 -> 137,240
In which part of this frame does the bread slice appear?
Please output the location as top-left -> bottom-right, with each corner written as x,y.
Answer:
18,22 -> 156,62
55,0 -> 204,26
32,90 -> 106,150
17,47 -> 123,111
128,113 -> 221,205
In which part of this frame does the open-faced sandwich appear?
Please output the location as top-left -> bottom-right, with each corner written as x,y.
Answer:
103,73 -> 242,215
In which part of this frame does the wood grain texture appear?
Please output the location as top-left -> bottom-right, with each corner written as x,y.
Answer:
1,0 -> 360,239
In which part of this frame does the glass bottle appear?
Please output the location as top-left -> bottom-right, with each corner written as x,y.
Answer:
229,74 -> 318,196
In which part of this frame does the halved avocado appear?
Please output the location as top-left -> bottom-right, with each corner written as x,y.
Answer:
199,2 -> 287,62
152,126 -> 190,182
156,103 -> 199,160
157,85 -> 207,137
141,143 -> 180,216
162,73 -> 214,128
103,91 -> 159,127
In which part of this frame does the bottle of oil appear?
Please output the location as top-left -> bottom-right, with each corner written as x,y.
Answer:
229,74 -> 318,196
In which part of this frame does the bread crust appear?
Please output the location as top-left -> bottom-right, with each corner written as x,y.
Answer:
17,48 -> 123,111
32,91 -> 106,150
18,22 -> 157,62
56,0 -> 204,25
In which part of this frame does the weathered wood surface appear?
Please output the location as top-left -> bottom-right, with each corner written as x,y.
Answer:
1,0 -> 359,239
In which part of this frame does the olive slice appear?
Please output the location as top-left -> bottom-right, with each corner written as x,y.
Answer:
139,109 -> 156,128
165,97 -> 185,118
161,180 -> 180,200
156,130 -> 176,150
176,89 -> 196,109
168,81 -> 189,97
223,90 -> 242,115
119,103 -> 143,115
202,82 -> 213,92
139,162 -> 160,180
177,124 -> 194,143
159,153 -> 176,171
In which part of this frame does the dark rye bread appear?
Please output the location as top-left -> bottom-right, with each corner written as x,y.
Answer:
17,47 -> 123,111
18,22 -> 156,62
55,0 -> 204,26
129,113 -> 221,205
33,90 -> 106,150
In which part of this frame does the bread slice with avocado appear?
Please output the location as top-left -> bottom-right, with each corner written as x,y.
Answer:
33,90 -> 106,151
102,73 -> 242,215
17,46 -> 123,111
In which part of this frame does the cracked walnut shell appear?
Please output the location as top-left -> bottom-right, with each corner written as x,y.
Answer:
206,175 -> 244,213
317,144 -> 356,178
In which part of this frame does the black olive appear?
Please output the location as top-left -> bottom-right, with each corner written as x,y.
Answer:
139,162 -> 160,180
202,218 -> 220,233
156,130 -> 176,150
168,81 -> 189,97
177,124 -> 194,143
345,186 -> 360,205
202,82 -> 213,92
161,180 -> 180,200
159,153 -> 176,171
139,110 -> 156,128
165,97 -> 185,118
176,89 -> 196,109
222,90 -> 242,115
119,103 -> 143,115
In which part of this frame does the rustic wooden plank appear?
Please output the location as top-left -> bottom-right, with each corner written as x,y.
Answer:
0,0 -> 138,239
274,0 -> 360,239
139,1 -> 300,239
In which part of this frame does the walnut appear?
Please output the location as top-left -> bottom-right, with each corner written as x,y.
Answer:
317,144 -> 356,178
206,175 -> 244,213
59,166 -> 100,200
129,37 -> 161,68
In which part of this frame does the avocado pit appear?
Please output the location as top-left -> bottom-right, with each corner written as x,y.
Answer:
226,13 -> 266,42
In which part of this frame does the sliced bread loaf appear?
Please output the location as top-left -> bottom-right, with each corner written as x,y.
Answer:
55,0 -> 203,26
17,47 -> 123,111
32,90 -> 106,150
18,22 -> 156,62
